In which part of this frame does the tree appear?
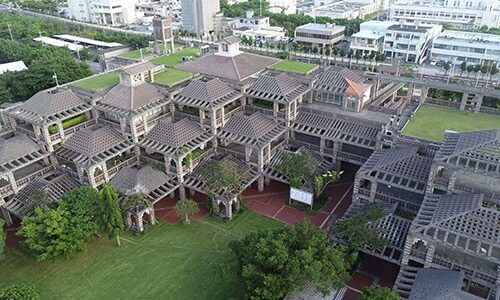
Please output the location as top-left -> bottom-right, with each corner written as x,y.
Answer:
339,49 -> 346,57
202,161 -> 243,196
460,61 -> 467,76
100,184 -> 124,246
230,220 -> 350,299
466,64 -> 475,77
354,50 -> 362,62
334,205 -> 388,252
489,64 -> 498,79
474,64 -> 481,73
0,218 -> 5,261
325,47 -> 331,56
61,187 -> 103,239
19,205 -> 87,261
313,170 -> 344,198
174,199 -> 199,225
443,61 -> 451,75
481,64 -> 489,78
122,191 -> 149,211
359,286 -> 400,300
0,284 -> 40,300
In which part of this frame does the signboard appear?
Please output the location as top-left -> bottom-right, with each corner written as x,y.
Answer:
290,187 -> 313,206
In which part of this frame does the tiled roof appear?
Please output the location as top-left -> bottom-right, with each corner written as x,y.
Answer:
177,52 -> 278,81
12,89 -> 90,123
315,67 -> 370,96
110,165 -> 171,194
0,134 -> 42,166
436,129 -> 500,159
175,78 -> 241,109
143,118 -> 208,149
409,269 -> 481,300
101,82 -> 164,114
246,73 -> 310,103
222,35 -> 240,44
121,61 -> 157,75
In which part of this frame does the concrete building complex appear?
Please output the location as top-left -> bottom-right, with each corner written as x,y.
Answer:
390,0 -> 500,30
430,30 -> 500,66
181,0 -> 220,35
294,23 -> 346,47
233,11 -> 286,42
350,21 -> 399,56
67,0 -> 139,25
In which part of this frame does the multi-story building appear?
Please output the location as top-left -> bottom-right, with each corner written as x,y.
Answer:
390,0 -> 500,30
268,0 -> 297,15
307,0 -> 380,19
294,23 -> 346,47
181,0 -> 220,35
430,30 -> 500,66
233,11 -> 286,42
67,0 -> 139,25
350,20 -> 398,56
383,23 -> 442,64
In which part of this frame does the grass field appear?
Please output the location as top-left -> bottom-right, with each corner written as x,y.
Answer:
269,60 -> 318,74
402,104 -> 500,141
155,68 -> 194,86
120,48 -> 153,60
73,72 -> 120,92
0,210 -> 283,300
150,48 -> 199,66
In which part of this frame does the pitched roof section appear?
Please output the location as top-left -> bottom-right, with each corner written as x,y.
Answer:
57,124 -> 133,166
121,61 -> 157,75
0,134 -> 43,166
223,35 -> 241,44
436,129 -> 500,159
100,82 -> 165,115
177,52 -> 278,81
110,165 -> 171,194
246,73 -> 311,103
315,67 -> 370,96
409,269 -> 481,300
12,89 -> 90,123
219,112 -> 286,147
175,78 -> 242,109
140,118 -> 212,156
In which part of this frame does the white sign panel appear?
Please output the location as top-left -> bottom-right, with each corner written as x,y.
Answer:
290,187 -> 313,206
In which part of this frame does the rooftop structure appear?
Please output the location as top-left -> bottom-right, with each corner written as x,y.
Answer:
430,30 -> 500,66
294,23 -> 346,47
181,0 -> 220,35
0,61 -> 27,75
233,11 -> 286,42
53,34 -> 123,48
68,0 -> 138,25
306,0 -> 380,20
350,21 -> 399,55
33,36 -> 85,52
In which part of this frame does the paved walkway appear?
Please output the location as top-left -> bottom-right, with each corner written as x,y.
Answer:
154,192 -> 209,224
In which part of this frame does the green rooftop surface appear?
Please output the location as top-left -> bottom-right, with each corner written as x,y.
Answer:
154,68 -> 194,86
150,48 -> 199,66
73,72 -> 120,92
402,103 -> 500,142
120,48 -> 153,60
0,210 -> 283,299
269,60 -> 318,74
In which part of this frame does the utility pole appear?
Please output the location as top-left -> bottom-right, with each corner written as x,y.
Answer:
52,72 -> 59,87
7,24 -> 14,41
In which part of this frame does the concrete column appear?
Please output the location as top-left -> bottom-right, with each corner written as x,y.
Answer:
225,201 -> 233,219
101,162 -> 110,183
421,87 -> 428,101
1,207 -> 13,226
273,102 -> 278,117
424,243 -> 435,267
369,181 -> 378,201
258,176 -> 264,192
474,94 -> 483,113
41,126 -> 53,151
211,110 -> 217,134
56,121 -> 65,140
137,213 -> 144,232
6,172 -> 18,193
212,197 -> 219,215
319,138 -> 325,155
149,208 -> 156,225
460,93 -> 469,111
244,146 -> 251,163
176,157 -> 186,200
220,108 -> 226,126
88,167 -> 97,188
164,156 -> 171,175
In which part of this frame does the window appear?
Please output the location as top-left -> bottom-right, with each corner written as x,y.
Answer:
222,43 -> 228,52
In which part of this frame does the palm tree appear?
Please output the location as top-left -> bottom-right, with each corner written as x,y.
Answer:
175,199 -> 199,225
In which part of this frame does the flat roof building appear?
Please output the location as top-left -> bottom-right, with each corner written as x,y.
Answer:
350,21 -> 398,55
294,23 -> 345,47
181,0 -> 220,35
0,61 -> 27,75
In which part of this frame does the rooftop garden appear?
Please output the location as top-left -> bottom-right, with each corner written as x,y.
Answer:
48,114 -> 87,134
402,104 -> 500,142
154,68 -> 194,86
120,48 -> 153,60
0,211 -> 283,299
73,72 -> 120,92
150,48 -> 199,66
269,60 -> 318,75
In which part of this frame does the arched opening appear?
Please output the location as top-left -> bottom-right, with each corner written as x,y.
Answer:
218,202 -> 226,216
143,212 -> 151,225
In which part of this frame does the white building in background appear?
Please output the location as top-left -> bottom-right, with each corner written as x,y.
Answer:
383,23 -> 442,64
233,11 -> 286,42
269,0 -> 297,15
430,30 -> 500,66
294,23 -> 345,47
306,0 -> 382,20
390,0 -> 500,30
67,0 -> 140,25
350,20 -> 398,55
181,0 -> 220,35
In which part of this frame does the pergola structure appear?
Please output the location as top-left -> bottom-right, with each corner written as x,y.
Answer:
4,173 -> 80,219
396,193 -> 500,300
353,146 -> 433,213
314,67 -> 372,112
96,61 -> 170,142
4,89 -> 93,150
246,73 -> 313,126
110,165 -> 179,232
174,77 -> 243,133
139,118 -> 213,199
184,155 -> 260,219
290,107 -> 384,166
218,112 -> 286,191
0,134 -> 55,224
55,124 -> 135,188
428,129 -> 500,199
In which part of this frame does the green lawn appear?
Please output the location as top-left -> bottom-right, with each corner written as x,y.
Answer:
0,210 -> 283,300
155,68 -> 194,86
402,104 -> 500,141
150,48 -> 199,66
269,60 -> 318,74
73,72 -> 120,92
120,48 -> 153,60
